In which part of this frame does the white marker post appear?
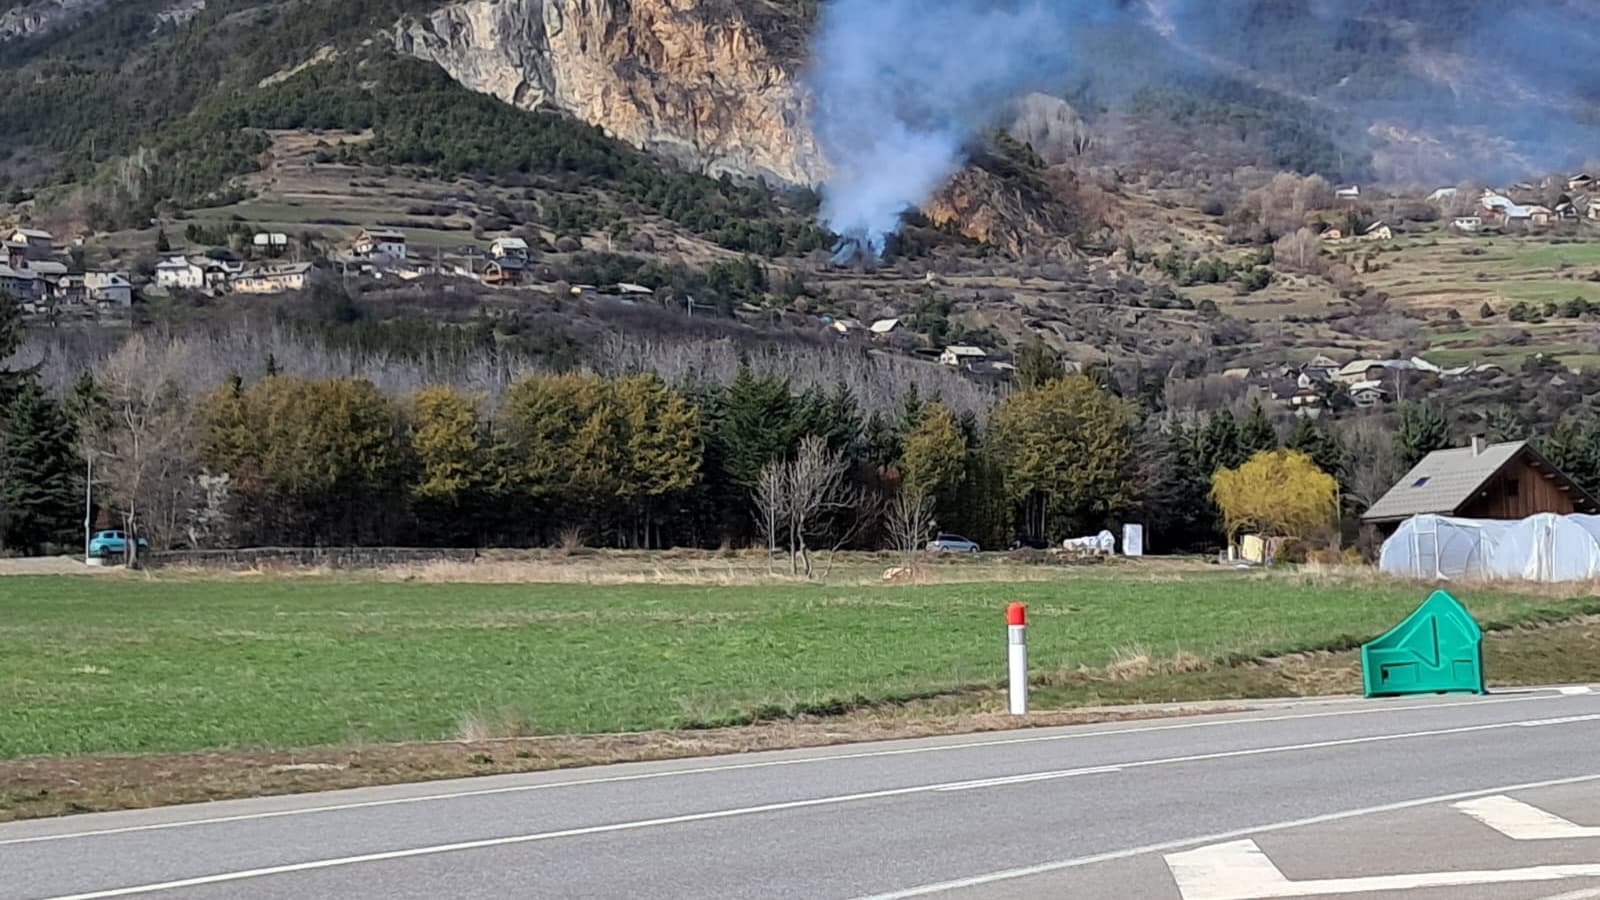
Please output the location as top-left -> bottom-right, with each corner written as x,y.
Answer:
1007,602 -> 1028,716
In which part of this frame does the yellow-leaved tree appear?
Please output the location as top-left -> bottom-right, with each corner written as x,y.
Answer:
1210,449 -> 1338,542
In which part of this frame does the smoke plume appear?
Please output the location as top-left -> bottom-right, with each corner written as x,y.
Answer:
805,0 -> 1600,250
805,0 -> 1080,258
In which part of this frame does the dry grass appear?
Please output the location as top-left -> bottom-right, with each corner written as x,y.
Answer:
0,703 -> 1227,823
371,551 -> 1165,587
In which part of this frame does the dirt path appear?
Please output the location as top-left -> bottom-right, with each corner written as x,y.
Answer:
0,557 -> 120,576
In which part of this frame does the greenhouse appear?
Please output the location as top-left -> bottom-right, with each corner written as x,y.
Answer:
1379,513 -> 1600,582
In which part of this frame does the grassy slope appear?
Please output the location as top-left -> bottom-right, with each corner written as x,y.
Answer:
2,573 -> 1594,758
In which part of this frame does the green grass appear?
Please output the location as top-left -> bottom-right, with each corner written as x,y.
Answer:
1,573 -> 1594,758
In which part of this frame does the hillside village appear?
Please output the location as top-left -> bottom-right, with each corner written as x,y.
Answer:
5,167 -> 1595,413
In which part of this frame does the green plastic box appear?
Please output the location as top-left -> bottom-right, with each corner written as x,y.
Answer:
1361,590 -> 1487,698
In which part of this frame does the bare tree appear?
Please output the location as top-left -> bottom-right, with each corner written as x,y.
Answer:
751,436 -> 870,578
783,435 -> 858,577
752,464 -> 789,572
1272,228 -> 1326,275
87,334 -> 200,565
1339,416 -> 1405,516
885,488 -> 936,560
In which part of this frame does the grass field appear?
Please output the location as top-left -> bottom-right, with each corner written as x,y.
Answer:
3,570 -> 1596,759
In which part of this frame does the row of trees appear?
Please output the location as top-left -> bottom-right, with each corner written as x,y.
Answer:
11,303 -> 1600,560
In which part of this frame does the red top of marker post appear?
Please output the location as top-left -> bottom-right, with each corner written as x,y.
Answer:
1006,602 -> 1026,627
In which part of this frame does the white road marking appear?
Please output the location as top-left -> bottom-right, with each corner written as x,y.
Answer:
854,773 -> 1600,899
1164,838 -> 1600,900
31,722 -> 1600,898
1560,687 -> 1595,696
1457,795 -> 1600,839
933,766 -> 1123,791
1,692 -> 1568,847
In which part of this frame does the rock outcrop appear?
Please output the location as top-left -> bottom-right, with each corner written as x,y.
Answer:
395,0 -> 828,187
922,156 -> 1082,257
0,0 -> 111,43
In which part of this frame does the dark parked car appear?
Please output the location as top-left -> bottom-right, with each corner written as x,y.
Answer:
1010,535 -> 1051,551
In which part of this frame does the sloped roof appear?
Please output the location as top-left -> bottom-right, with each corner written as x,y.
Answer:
1363,442 -> 1526,522
1361,441 -> 1600,522
870,318 -> 900,334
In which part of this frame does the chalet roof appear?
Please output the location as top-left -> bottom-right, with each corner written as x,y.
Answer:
1363,220 -> 1390,233
1338,359 -> 1382,377
11,227 -> 52,241
870,318 -> 900,334
0,264 -> 40,281
155,256 -> 197,270
1308,354 -> 1339,369
361,230 -> 406,242
238,263 -> 313,278
493,237 -> 529,250
28,260 -> 68,276
616,282 -> 653,294
1361,441 -> 1600,522
943,345 -> 986,357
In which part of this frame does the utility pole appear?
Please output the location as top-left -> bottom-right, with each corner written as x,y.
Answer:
83,451 -> 94,563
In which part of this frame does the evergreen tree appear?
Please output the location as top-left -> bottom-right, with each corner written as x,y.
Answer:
0,293 -> 40,405
1015,340 -> 1065,389
0,383 -> 81,553
1238,398 -> 1279,455
709,368 -> 800,488
1539,418 -> 1600,500
863,411 -> 900,470
1285,416 -> 1343,478
1199,409 -> 1245,475
1142,419 -> 1217,552
1395,402 -> 1450,468
1483,406 -> 1527,444
897,384 -> 925,436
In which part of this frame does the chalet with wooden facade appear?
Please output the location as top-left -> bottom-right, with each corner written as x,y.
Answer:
1361,439 -> 1600,533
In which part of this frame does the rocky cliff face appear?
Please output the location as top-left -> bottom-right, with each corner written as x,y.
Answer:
0,0 -> 111,43
922,157 -> 1083,257
394,0 -> 827,187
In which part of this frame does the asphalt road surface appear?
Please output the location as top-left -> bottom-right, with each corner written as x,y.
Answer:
5,687 -> 1600,900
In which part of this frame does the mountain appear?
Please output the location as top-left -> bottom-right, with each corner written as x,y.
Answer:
5,0 -> 1600,390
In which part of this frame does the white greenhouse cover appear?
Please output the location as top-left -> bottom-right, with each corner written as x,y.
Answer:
1380,513 -> 1600,582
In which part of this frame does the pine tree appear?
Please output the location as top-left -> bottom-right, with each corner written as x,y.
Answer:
1395,402 -> 1450,468
1285,416 -> 1344,478
863,411 -> 900,470
1483,406 -> 1527,444
711,368 -> 800,488
1015,340 -> 1065,389
1238,398 -> 1279,456
0,382 -> 81,553
897,384 -> 924,436
0,293 -> 40,406
1199,409 -> 1245,475
1142,419 -> 1218,552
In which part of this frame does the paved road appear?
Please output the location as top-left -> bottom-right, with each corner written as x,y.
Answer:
5,687 -> 1600,900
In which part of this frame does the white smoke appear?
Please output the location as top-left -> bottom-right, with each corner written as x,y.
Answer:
805,0 -> 1078,258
